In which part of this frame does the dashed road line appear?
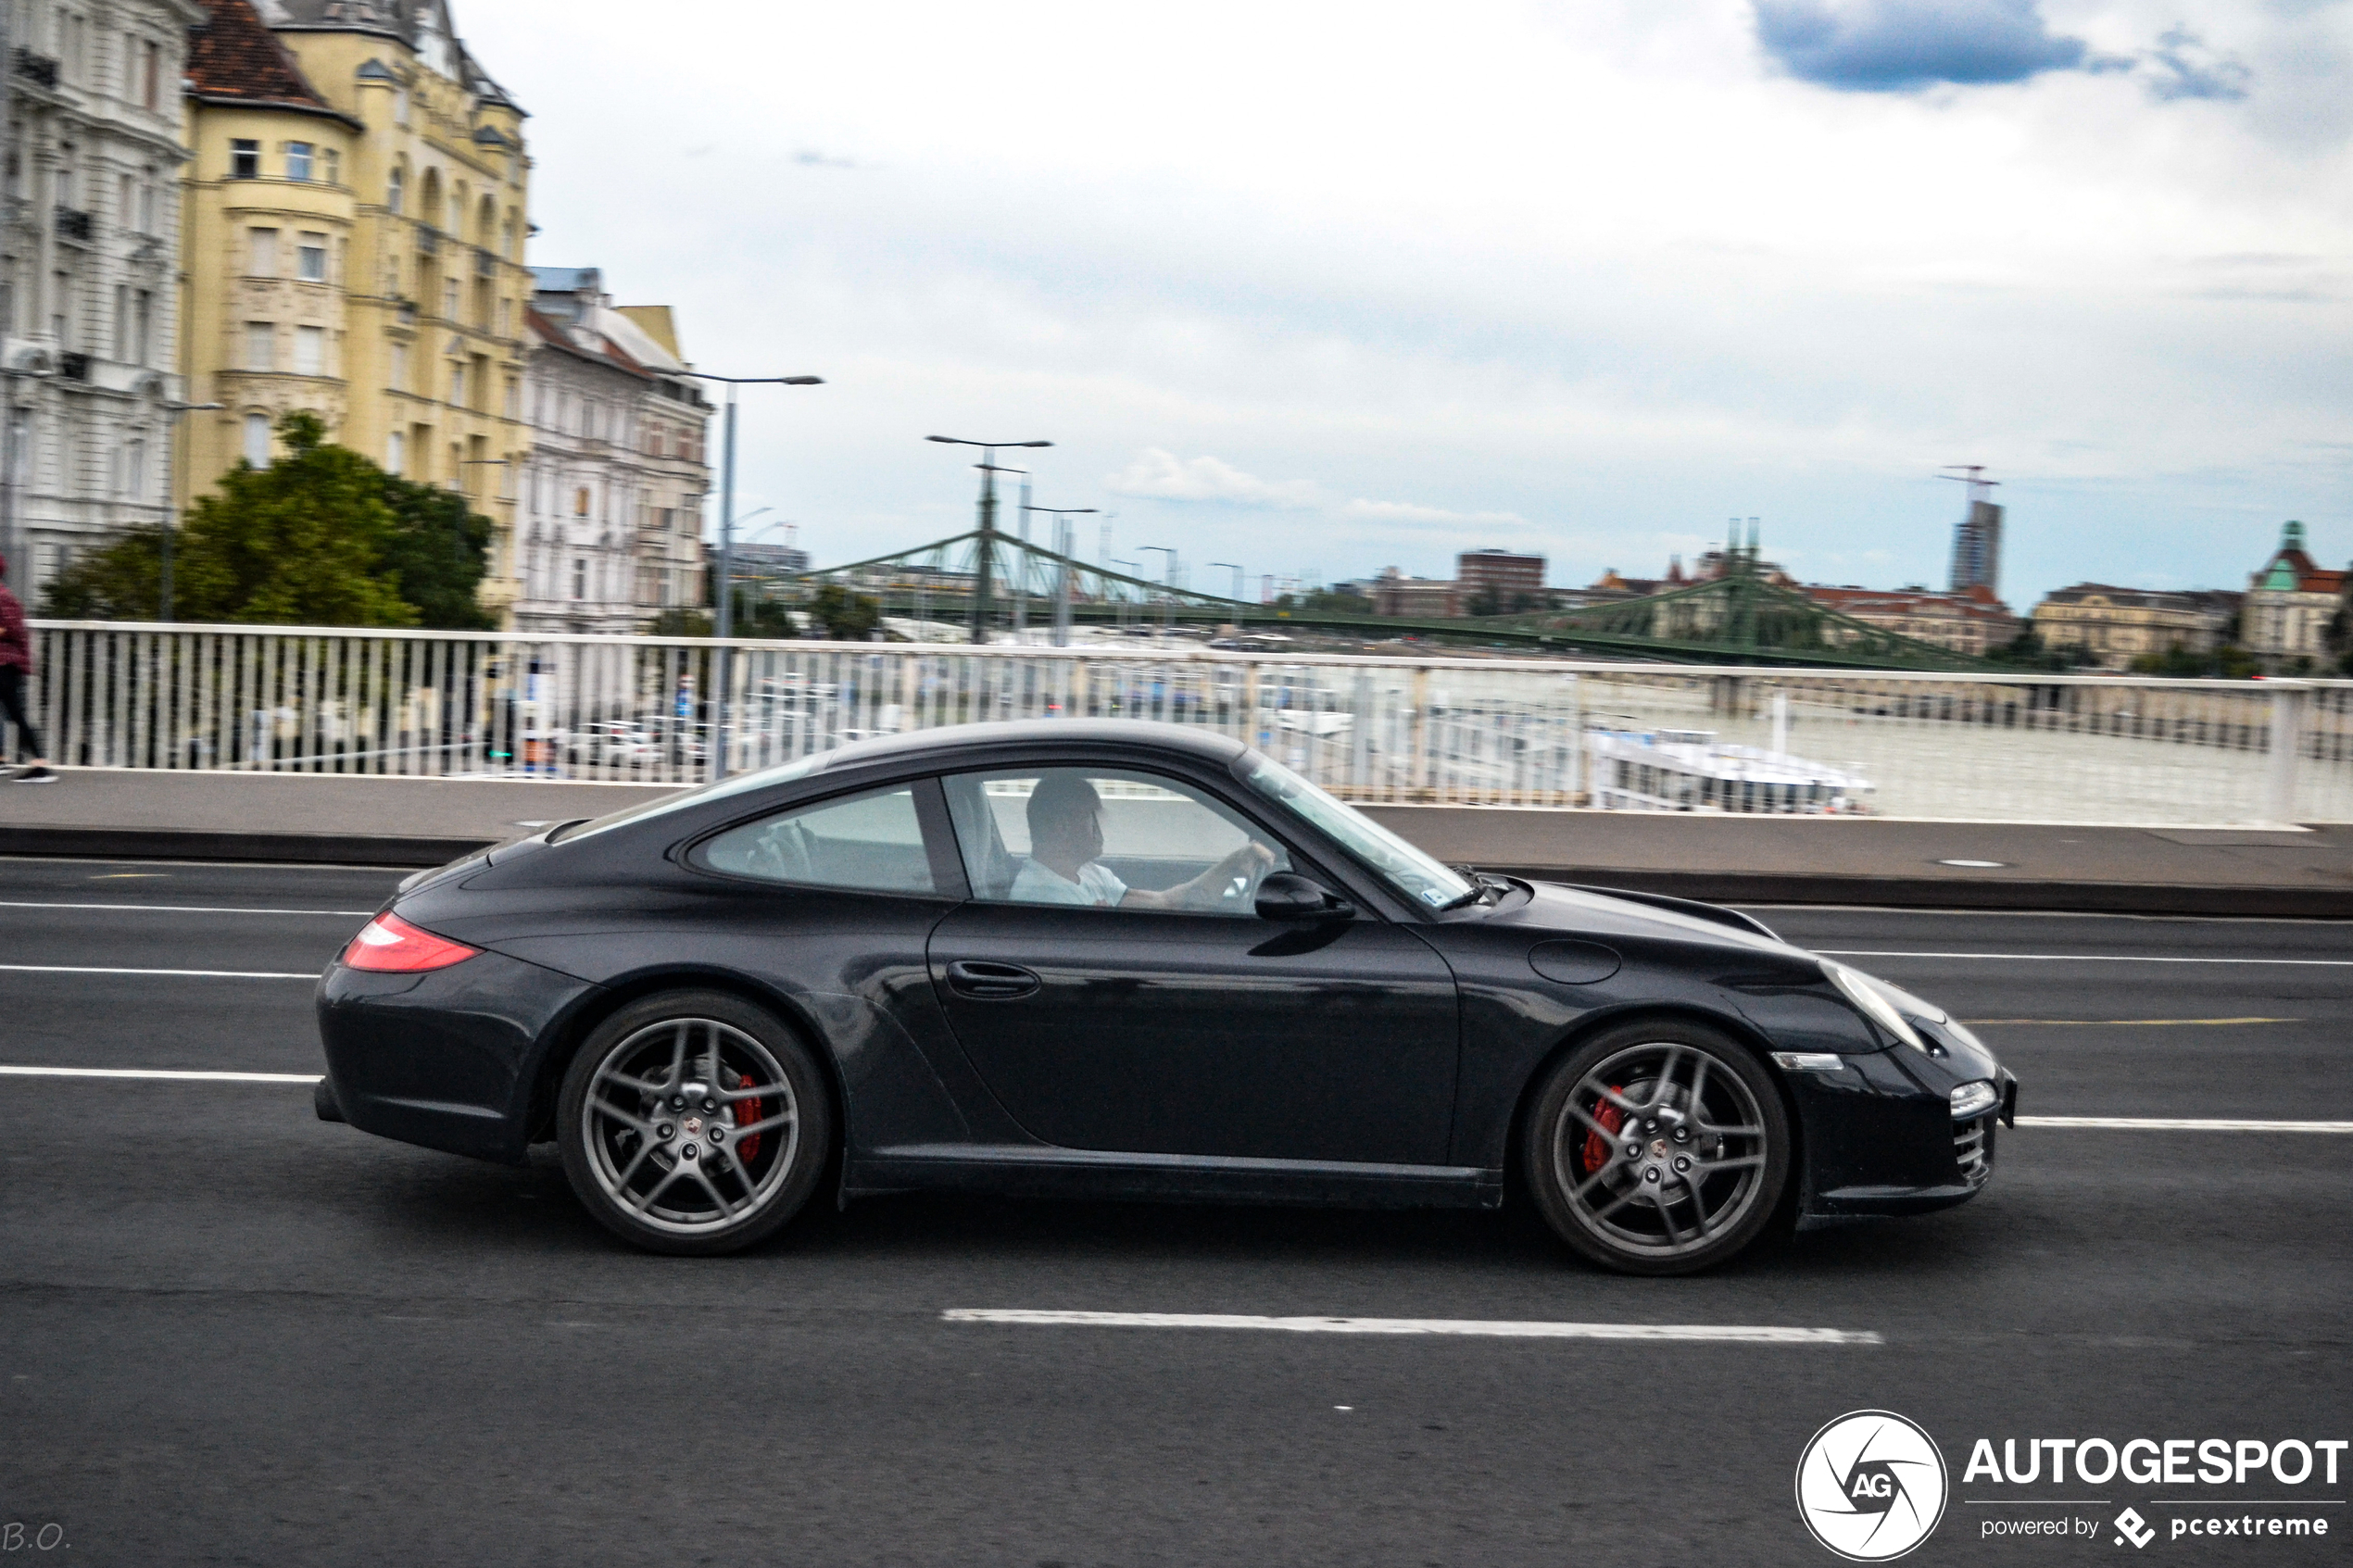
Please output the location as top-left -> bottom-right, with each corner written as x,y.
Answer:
1820,950 -> 2353,967
0,900 -> 371,916
2016,1116 -> 2353,1133
0,964 -> 319,979
942,1310 -> 1881,1343
0,1065 -> 320,1084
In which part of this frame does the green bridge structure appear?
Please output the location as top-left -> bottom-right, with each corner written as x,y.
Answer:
768,520 -> 1991,671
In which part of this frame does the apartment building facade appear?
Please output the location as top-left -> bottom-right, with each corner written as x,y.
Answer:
0,0 -> 201,601
177,0 -> 531,618
513,267 -> 710,633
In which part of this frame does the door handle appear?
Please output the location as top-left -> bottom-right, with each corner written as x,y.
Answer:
943,960 -> 1041,999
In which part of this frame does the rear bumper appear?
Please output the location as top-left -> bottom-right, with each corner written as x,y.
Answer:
317,950 -> 596,1164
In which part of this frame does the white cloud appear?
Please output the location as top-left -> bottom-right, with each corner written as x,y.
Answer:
1334,498 -> 1529,530
1106,449 -> 1321,508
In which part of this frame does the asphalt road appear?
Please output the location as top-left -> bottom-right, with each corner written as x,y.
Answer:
2,858 -> 2347,1567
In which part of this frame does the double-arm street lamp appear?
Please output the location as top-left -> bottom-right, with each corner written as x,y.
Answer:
683,371 -> 824,783
925,434 -> 1051,645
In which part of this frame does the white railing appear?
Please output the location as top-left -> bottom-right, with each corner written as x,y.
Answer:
23,621 -> 2353,824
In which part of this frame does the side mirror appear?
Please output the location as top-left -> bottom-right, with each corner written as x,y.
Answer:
1254,871 -> 1354,922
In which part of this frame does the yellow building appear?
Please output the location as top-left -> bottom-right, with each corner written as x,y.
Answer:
178,0 -> 530,620
2028,583 -> 2239,670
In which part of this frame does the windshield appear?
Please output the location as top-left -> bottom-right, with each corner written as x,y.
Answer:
1238,751 -> 1475,910
548,751 -> 833,844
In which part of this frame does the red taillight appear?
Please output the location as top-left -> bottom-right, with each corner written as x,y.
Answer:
342,912 -> 480,972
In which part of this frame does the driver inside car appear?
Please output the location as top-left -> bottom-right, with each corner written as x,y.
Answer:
1010,772 -> 1277,911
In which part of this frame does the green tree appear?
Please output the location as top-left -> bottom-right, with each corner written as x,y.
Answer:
36,411 -> 493,627
170,411 -> 414,625
379,474 -> 496,629
810,582 -> 881,640
648,607 -> 715,638
38,525 -> 167,619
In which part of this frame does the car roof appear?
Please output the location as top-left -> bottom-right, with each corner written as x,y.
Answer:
814,719 -> 1248,774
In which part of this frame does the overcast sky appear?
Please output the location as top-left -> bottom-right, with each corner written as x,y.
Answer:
457,0 -> 2352,607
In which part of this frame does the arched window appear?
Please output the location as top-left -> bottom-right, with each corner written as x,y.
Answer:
386,164 -> 404,214
244,413 -> 271,468
574,486 -> 590,517
476,194 -> 496,245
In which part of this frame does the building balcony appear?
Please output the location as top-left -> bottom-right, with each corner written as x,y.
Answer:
474,247 -> 496,278
416,225 -> 440,257
53,207 -> 92,243
12,48 -> 57,88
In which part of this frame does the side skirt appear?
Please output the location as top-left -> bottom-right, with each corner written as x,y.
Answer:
849,1144 -> 1503,1210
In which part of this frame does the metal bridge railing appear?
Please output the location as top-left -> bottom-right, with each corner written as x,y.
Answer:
22,621 -> 2353,824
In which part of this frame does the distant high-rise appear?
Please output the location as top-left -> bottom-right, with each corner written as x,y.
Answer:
1949,500 -> 2003,596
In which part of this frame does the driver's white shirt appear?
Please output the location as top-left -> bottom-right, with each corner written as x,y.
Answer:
1009,859 -> 1128,909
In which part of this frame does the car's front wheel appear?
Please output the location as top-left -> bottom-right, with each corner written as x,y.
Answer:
557,991 -> 833,1255
1523,1020 -> 1789,1275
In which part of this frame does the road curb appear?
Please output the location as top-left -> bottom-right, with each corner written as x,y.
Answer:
1493,868 -> 2353,920
0,826 -> 494,868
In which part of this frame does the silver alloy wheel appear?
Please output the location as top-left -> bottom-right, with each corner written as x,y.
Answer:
1547,1040 -> 1770,1261
578,1016 -> 801,1237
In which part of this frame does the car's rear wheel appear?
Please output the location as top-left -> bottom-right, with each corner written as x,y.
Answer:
557,991 -> 833,1256
1523,1019 -> 1788,1275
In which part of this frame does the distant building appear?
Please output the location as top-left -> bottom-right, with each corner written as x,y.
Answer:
2030,583 -> 2239,671
731,540 -> 809,576
513,266 -> 711,633
2243,521 -> 2346,668
1370,566 -> 1457,618
1950,499 -> 2003,597
1804,583 -> 2018,658
1455,548 -> 1543,612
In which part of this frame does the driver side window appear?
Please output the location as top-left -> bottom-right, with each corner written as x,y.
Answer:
942,768 -> 1289,916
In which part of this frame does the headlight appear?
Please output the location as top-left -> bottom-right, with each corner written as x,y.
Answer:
1822,960 -> 1931,1051
1950,1080 -> 2000,1120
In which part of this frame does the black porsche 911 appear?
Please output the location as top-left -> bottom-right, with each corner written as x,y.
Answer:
317,720 -> 2016,1274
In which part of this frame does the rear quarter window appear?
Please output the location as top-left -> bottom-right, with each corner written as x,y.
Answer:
694,784 -> 937,895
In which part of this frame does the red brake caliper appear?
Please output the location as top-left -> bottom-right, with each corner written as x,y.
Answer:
732,1073 -> 763,1164
1579,1085 -> 1626,1175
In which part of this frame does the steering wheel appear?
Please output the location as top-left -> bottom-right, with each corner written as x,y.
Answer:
1208,842 -> 1280,910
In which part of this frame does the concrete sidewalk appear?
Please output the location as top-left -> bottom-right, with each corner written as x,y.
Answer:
3,767 -> 2349,916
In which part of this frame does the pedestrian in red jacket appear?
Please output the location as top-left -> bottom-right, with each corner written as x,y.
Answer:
0,554 -> 55,782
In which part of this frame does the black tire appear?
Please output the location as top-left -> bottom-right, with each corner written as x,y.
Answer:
1522,1018 -> 1789,1275
557,990 -> 834,1256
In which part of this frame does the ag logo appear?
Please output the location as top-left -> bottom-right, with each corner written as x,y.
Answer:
1795,1410 -> 1949,1561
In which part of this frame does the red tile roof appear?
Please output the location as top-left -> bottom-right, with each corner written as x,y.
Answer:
186,0 -> 357,125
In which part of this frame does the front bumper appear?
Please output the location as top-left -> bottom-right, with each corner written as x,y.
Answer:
316,949 -> 597,1164
1787,1051 -> 2018,1228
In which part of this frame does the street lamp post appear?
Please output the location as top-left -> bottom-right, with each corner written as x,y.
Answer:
1110,559 -> 1139,633
925,435 -> 1051,645
155,401 -> 223,622
1142,545 -> 1177,636
1027,505 -> 1096,647
681,372 -> 823,783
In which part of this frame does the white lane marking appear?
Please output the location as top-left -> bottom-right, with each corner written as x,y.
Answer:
0,964 -> 318,979
2018,1115 -> 2353,1133
940,1310 -> 1881,1344
1818,950 -> 2353,967
0,900 -> 371,916
0,1065 -> 320,1084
